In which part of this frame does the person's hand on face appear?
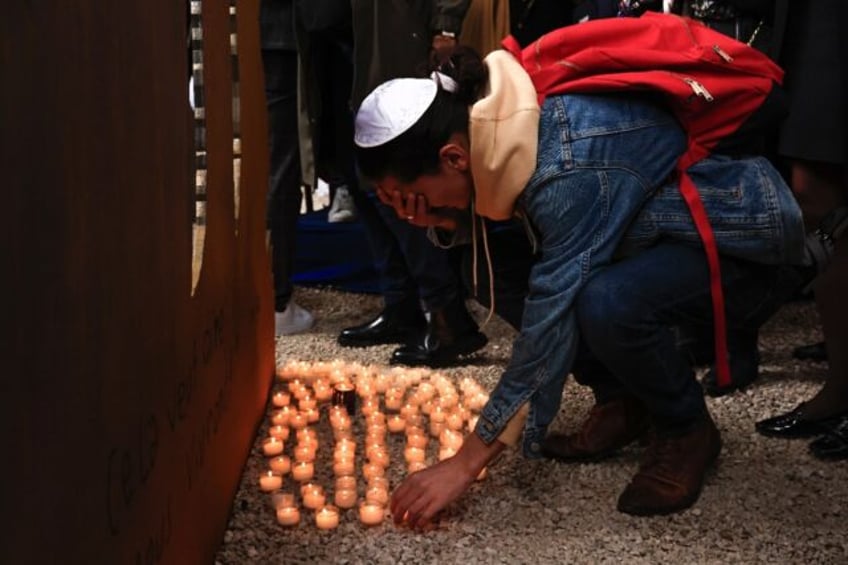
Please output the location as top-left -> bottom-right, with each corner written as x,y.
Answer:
376,187 -> 458,230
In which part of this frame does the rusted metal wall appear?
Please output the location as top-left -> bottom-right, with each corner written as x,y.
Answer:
0,1 -> 274,562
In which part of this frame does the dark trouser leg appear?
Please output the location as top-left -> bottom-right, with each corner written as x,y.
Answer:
262,49 -> 302,312
370,195 -> 460,311
345,183 -> 419,309
460,220 -> 536,331
576,243 -> 798,431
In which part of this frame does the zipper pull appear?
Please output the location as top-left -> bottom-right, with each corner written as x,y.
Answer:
713,45 -> 734,63
683,77 -> 714,102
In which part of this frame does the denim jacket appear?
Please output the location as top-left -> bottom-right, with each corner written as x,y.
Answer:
472,93 -> 805,457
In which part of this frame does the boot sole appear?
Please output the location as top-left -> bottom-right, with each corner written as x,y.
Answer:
337,335 -> 409,348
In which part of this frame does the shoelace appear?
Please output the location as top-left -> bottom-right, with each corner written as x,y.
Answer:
470,201 -> 495,330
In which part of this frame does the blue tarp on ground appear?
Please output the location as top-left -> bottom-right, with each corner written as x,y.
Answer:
292,209 -> 381,294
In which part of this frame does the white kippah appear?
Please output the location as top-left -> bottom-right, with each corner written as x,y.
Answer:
354,78 -> 436,148
354,73 -> 458,148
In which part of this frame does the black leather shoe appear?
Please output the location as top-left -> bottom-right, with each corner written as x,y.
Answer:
337,299 -> 426,348
792,341 -> 827,362
755,403 -> 848,439
809,415 -> 848,461
390,296 -> 487,367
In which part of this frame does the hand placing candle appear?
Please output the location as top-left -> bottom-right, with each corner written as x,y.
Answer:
438,447 -> 458,461
391,432 -> 505,529
407,461 -> 427,474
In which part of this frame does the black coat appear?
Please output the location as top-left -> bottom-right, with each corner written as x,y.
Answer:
260,0 -> 297,51
350,0 -> 470,109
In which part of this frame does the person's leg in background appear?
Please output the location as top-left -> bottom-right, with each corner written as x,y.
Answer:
339,0 -> 486,367
370,198 -> 487,367
339,185 -> 488,367
262,48 -> 314,336
755,0 -> 848,459
317,31 -> 358,224
691,256 -> 805,396
337,183 -> 428,348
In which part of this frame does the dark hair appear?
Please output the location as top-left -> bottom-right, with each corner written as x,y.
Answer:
356,46 -> 488,183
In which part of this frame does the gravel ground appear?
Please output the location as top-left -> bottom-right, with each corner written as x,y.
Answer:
216,287 -> 847,565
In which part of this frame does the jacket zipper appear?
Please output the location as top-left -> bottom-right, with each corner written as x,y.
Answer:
713,45 -> 734,62
681,77 -> 714,102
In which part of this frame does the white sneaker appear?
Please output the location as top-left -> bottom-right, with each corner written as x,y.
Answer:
275,302 -> 315,336
327,186 -> 357,223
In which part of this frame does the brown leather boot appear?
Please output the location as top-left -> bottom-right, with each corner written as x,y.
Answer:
541,396 -> 650,462
617,412 -> 722,516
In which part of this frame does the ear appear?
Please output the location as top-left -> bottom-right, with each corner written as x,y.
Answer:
439,142 -> 470,172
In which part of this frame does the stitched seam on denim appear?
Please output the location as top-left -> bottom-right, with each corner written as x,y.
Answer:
479,350 -> 552,442
555,96 -> 573,170
582,170 -> 610,279
756,158 -> 780,243
566,118 -> 676,140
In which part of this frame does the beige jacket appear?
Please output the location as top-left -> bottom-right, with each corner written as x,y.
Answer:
469,50 -> 541,220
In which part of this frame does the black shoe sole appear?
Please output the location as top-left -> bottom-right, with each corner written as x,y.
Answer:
337,335 -> 408,348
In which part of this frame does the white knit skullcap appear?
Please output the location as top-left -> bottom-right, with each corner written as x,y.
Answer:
354,72 -> 458,148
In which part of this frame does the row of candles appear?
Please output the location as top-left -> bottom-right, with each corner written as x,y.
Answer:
258,360 -> 490,530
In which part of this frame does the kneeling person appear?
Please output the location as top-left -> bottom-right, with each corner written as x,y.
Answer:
353,46 -> 806,522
